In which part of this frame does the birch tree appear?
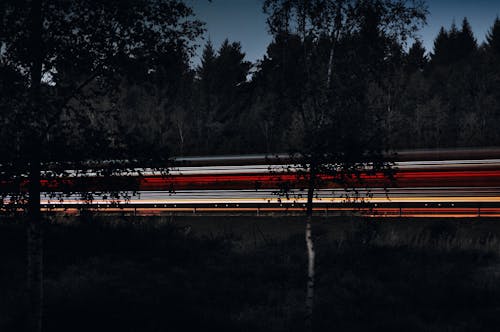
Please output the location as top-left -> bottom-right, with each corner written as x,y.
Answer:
263,1 -> 426,330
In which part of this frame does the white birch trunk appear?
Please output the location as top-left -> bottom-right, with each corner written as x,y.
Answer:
304,163 -> 316,332
304,214 -> 315,331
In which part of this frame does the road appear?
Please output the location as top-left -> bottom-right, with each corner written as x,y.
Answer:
33,157 -> 500,218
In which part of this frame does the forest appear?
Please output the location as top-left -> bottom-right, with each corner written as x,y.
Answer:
1,3 -> 499,160
182,17 -> 500,155
164,16 -> 500,155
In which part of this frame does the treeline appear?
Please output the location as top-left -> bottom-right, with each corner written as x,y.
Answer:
383,18 -> 500,149
115,16 -> 500,156
1,7 -> 500,158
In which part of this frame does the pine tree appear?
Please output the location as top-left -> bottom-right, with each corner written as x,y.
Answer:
215,39 -> 251,93
198,40 -> 216,86
431,27 -> 450,65
211,39 -> 251,145
458,17 -> 477,57
431,18 -> 477,66
198,40 -> 217,118
406,39 -> 428,71
194,39 -> 251,153
449,21 -> 460,57
486,16 -> 500,55
194,40 -> 217,152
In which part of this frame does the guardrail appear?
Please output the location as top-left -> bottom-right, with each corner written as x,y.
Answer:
37,201 -> 500,218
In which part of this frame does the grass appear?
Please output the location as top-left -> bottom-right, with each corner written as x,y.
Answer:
2,216 -> 500,331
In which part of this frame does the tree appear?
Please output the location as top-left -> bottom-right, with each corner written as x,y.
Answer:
195,40 -> 217,150
194,39 -> 251,153
431,18 -> 477,66
262,0 -> 426,330
486,16 -> 500,56
116,46 -> 196,157
406,39 -> 428,72
458,17 -> 478,57
0,1 -> 203,331
249,32 -> 306,151
431,26 -> 451,66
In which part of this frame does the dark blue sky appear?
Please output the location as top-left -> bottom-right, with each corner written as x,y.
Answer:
188,0 -> 500,65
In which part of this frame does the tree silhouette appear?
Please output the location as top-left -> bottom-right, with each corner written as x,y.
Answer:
486,16 -> 500,56
432,18 -> 477,66
194,39 -> 251,153
262,0 -> 426,330
0,1 -> 203,331
250,32 -> 306,151
431,26 -> 451,65
406,39 -> 428,72
116,46 -> 195,156
458,18 -> 478,57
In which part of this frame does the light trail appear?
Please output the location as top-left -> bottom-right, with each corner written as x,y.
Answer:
36,187 -> 500,217
3,155 -> 500,218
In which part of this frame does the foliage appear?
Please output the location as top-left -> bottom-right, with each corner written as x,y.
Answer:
431,18 -> 477,66
0,11 -> 490,158
405,39 -> 427,72
193,39 -> 252,154
259,0 -> 427,201
486,16 -> 500,56
0,3 -> 204,330
0,0 -> 204,210
0,0 -> 203,163
3,10 -> 498,159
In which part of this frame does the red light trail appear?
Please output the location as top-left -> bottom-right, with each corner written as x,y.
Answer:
3,155 -> 500,217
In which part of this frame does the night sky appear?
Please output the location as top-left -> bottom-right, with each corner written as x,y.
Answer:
188,0 -> 500,65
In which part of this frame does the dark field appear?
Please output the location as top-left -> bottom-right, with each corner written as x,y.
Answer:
2,216 -> 500,331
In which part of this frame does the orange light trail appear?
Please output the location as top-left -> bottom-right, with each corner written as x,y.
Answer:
3,159 -> 500,218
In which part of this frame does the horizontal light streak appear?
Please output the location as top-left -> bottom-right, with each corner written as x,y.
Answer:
39,159 -> 500,177
4,161 -> 500,193
39,196 -> 500,205
41,195 -> 500,205
36,207 -> 500,218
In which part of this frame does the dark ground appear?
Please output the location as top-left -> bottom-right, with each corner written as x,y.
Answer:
2,215 -> 500,331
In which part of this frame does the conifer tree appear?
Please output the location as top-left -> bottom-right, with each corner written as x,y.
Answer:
195,40 -> 217,149
406,39 -> 428,71
198,40 -> 217,90
432,18 -> 477,66
194,39 -> 251,153
486,16 -> 500,55
432,26 -> 450,65
458,17 -> 477,57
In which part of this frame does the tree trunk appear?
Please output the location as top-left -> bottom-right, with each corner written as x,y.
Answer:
27,156 -> 43,332
304,162 -> 316,332
27,0 -> 43,331
326,37 -> 335,89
